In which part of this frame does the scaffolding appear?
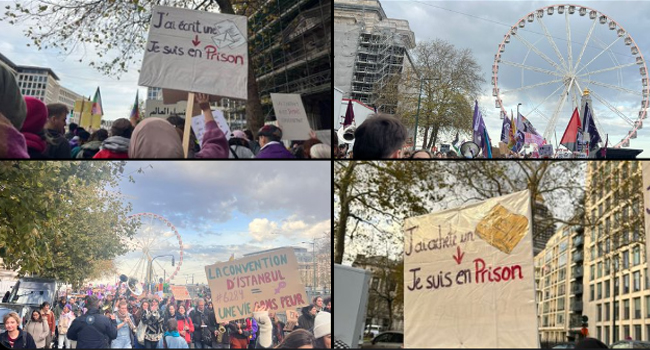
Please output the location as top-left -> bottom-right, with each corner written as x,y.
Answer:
234,0 -> 332,130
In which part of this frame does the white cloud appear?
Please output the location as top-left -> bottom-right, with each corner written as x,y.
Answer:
248,218 -> 279,242
248,217 -> 330,242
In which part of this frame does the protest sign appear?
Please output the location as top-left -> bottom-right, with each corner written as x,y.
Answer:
539,144 -> 553,158
440,144 -> 450,153
204,248 -> 308,322
191,109 -> 231,147
138,6 -> 248,100
403,190 -> 538,348
145,99 -> 189,119
170,285 -> 191,300
315,130 -> 331,146
270,93 -> 311,141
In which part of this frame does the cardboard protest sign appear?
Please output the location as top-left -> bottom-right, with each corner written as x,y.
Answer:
204,248 -> 308,322
145,99 -> 190,119
138,6 -> 248,100
191,110 -> 231,147
403,190 -> 538,348
270,93 -> 311,141
91,114 -> 102,130
170,285 -> 191,300
539,144 -> 553,158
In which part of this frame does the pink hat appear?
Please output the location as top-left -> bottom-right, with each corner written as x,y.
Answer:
231,130 -> 248,141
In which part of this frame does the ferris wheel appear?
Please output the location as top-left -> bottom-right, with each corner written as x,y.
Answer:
492,4 -> 648,148
116,213 -> 184,286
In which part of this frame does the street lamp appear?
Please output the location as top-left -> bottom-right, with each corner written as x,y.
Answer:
413,78 -> 438,151
148,254 -> 175,293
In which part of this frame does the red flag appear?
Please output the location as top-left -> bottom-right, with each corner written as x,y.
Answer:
560,108 -> 582,152
343,100 -> 355,128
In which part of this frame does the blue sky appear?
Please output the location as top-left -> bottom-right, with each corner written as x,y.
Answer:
379,0 -> 650,154
101,161 -> 331,285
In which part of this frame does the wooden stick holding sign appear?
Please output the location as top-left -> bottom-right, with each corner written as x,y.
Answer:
182,92 -> 195,158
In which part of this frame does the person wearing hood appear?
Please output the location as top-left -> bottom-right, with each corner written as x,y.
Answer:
58,304 -> 75,350
128,93 -> 228,158
228,130 -> 255,159
0,62 -> 29,158
19,97 -> 48,159
313,311 -> 330,349
255,125 -> 294,159
44,103 -> 71,159
1,312 -> 37,349
77,129 -> 108,158
70,131 -> 90,158
157,319 -> 188,349
94,118 -> 133,158
297,305 -> 317,333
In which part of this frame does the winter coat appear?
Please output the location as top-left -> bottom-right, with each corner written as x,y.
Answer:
42,311 -> 55,337
76,140 -> 102,158
44,129 -> 71,159
0,329 -> 37,349
66,308 -> 118,349
58,311 -> 75,335
189,308 -> 215,344
142,309 -> 164,342
228,144 -> 255,159
93,136 -> 130,158
194,120 -> 229,158
176,315 -> 195,344
24,319 -> 50,348
255,142 -> 295,159
157,331 -> 189,349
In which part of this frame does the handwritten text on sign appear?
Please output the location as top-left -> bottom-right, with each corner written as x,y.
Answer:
204,248 -> 307,322
138,6 -> 248,100
270,93 -> 311,141
403,190 -> 538,348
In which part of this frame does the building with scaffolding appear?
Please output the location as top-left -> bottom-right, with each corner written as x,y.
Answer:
334,0 -> 416,118
227,0 -> 332,131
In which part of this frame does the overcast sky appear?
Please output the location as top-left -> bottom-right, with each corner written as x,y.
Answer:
379,0 -> 650,154
102,161 -> 331,285
0,0 -> 152,121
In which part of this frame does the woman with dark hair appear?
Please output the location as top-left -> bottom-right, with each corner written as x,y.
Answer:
163,303 -> 177,332
297,305 -> 317,332
40,302 -> 55,348
25,309 -> 50,349
76,129 -> 108,158
142,299 -> 164,349
94,118 -> 134,158
274,329 -> 314,349
176,304 -> 194,347
410,150 -> 433,159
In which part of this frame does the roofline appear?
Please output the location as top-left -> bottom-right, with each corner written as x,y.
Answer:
16,65 -> 60,81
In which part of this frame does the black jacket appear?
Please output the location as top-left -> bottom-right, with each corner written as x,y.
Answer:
0,329 -> 37,349
297,311 -> 315,333
66,308 -> 118,349
44,129 -> 71,159
229,321 -> 251,340
189,308 -> 216,344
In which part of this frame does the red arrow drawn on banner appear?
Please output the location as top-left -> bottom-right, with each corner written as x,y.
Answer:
192,35 -> 201,47
452,246 -> 465,265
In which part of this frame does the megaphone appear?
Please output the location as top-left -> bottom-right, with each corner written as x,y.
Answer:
460,141 -> 480,158
337,125 -> 356,144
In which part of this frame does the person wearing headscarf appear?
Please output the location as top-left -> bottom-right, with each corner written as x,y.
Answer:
20,97 -> 48,158
0,112 -> 29,158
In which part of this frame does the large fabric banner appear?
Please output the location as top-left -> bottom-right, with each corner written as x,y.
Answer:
403,190 -> 538,348
204,248 -> 308,322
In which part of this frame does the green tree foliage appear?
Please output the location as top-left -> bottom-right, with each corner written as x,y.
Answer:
0,161 -> 139,290
334,161 -> 445,264
2,0 -> 267,135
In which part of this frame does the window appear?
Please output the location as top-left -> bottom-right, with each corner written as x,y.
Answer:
635,325 -> 642,341
633,227 -> 640,242
597,326 -> 601,342
624,299 -> 630,319
634,297 -> 641,319
623,250 -> 630,269
598,242 -> 604,258
590,285 -> 595,301
605,302 -> 610,321
559,252 -> 567,268
634,246 -> 640,266
597,282 -> 602,300
624,325 -> 630,339
558,283 -> 565,296
605,258 -> 611,275
557,314 -> 564,325
615,301 -> 620,321
624,274 -> 630,294
598,262 -> 603,278
606,238 -> 611,254
605,326 -> 610,345
615,325 -> 619,342
590,265 -> 595,281
558,297 -> 565,311
559,241 -> 567,253
646,295 -> 650,318
634,271 -> 641,292
591,246 -> 596,260
598,304 -> 602,321
559,268 -> 566,280
606,217 -> 611,234
605,280 -> 611,298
